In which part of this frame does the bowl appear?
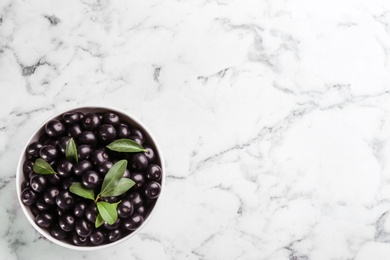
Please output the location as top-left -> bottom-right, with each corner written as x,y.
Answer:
16,106 -> 164,250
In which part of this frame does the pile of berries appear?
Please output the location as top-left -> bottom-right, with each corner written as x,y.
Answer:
20,110 -> 162,246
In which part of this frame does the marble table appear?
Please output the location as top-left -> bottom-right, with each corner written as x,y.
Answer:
2,0 -> 390,259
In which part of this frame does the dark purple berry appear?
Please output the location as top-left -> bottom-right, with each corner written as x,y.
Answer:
130,135 -> 143,145
75,219 -> 92,237
72,233 -> 88,246
102,112 -> 120,127
56,190 -> 75,210
108,229 -> 121,242
104,218 -> 121,230
51,225 -> 68,240
46,174 -> 61,186
45,119 -> 66,137
123,213 -> 144,231
131,128 -> 145,143
59,212 -> 76,232
44,186 -> 60,205
35,198 -> 52,211
73,160 -> 93,176
35,212 -> 54,228
146,164 -> 162,181
81,113 -> 101,130
85,204 -> 98,223
130,172 -> 145,190
100,196 -> 118,203
144,181 -> 161,199
143,146 -> 156,162
96,161 -> 113,176
26,141 -> 43,158
128,192 -> 143,209
23,160 -> 34,178
57,160 -> 73,179
39,145 -> 58,162
78,131 -> 97,147
82,171 -> 100,189
61,179 -> 73,190
78,145 -> 92,160
130,153 -> 148,171
90,230 -> 105,245
57,136 -> 71,154
21,180 -> 30,191
117,123 -> 130,138
30,175 -> 47,193
97,124 -> 117,144
117,199 -> 134,218
62,112 -> 80,125
91,148 -> 109,165
68,124 -> 82,138
74,201 -> 88,218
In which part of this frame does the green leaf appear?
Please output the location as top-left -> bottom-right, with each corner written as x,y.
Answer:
33,158 -> 56,175
65,138 -> 78,163
95,213 -> 104,228
96,201 -> 118,225
100,178 -> 135,197
106,139 -> 146,153
100,160 -> 127,196
69,182 -> 95,200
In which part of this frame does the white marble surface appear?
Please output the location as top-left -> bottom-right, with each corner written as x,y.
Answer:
2,0 -> 390,259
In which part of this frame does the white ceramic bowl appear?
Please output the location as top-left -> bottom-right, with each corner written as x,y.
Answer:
16,106 -> 165,250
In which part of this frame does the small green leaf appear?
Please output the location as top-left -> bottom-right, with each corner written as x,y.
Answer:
33,158 -> 57,175
100,178 -> 135,197
106,139 -> 146,153
100,160 -> 127,196
97,201 -> 118,225
66,138 -> 78,163
95,213 -> 104,228
69,182 -> 95,200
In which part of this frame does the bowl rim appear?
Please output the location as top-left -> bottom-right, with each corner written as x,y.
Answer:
16,105 -> 165,250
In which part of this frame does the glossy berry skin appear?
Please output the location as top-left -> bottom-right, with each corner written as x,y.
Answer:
23,160 -> 34,178
117,123 -> 130,138
51,225 -> 68,240
72,233 -> 88,246
102,112 -> 120,127
45,119 -> 66,137
56,190 -> 75,210
35,199 -> 52,211
57,136 -> 71,154
143,146 -> 156,163
117,199 -> 134,218
75,219 -> 92,237
91,149 -> 109,165
68,124 -> 82,138
57,160 -> 74,179
108,229 -> 121,242
136,205 -> 147,217
35,212 -> 54,228
130,172 -> 145,190
78,131 -> 97,147
39,145 -> 58,162
122,169 -> 131,179
131,128 -> 145,143
144,181 -> 161,199
78,145 -> 92,160
104,218 -> 121,230
85,204 -> 98,223
59,212 -> 76,232
130,135 -> 143,145
61,179 -> 74,190
30,175 -> 47,193
47,174 -> 61,186
145,164 -> 162,181
21,180 -> 30,191
90,230 -> 105,245
123,213 -> 144,231
130,153 -> 149,171
82,113 -> 101,131
26,141 -> 43,158
128,192 -> 143,209
74,201 -> 88,218
97,124 -> 117,143
62,112 -> 80,125
73,160 -> 93,177
100,196 -> 118,203
82,171 -> 100,189
43,186 -> 60,205
96,161 -> 113,176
